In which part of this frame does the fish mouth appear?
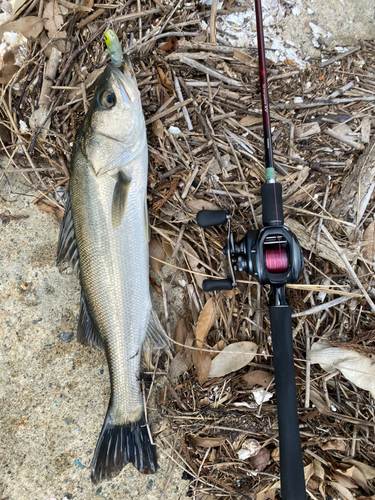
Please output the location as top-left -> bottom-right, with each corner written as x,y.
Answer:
110,62 -> 139,104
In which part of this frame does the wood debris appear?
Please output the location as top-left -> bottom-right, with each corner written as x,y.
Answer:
1,2 -> 375,498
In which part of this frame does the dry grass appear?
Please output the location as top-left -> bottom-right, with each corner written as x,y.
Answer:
1,1 -> 375,498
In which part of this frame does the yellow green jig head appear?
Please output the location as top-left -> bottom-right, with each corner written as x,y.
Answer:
104,29 -> 123,67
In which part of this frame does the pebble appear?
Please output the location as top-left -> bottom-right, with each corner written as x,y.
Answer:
59,332 -> 74,343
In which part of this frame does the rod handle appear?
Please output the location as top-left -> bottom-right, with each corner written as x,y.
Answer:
202,279 -> 233,292
269,305 -> 306,500
196,210 -> 227,228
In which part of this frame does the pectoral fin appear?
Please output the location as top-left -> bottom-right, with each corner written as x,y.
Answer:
112,171 -> 131,228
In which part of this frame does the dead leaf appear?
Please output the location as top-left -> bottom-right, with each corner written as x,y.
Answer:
0,16 -> 43,40
43,0 -> 63,37
304,459 -> 325,498
36,200 -> 63,219
210,339 -> 226,360
295,121 -> 321,139
361,116 -> 371,144
156,66 -> 174,93
362,220 -> 375,262
159,36 -> 178,54
76,0 -> 94,20
341,463 -> 372,491
152,118 -> 164,139
189,435 -> 226,448
239,115 -> 262,127
168,351 -> 191,380
249,448 -> 270,472
208,341 -> 258,378
0,64 -> 18,84
271,447 -> 279,461
330,482 -> 356,500
0,123 -> 11,144
11,0 -> 30,18
182,241 -> 205,289
332,472 -> 358,489
185,199 -> 220,214
343,460 -> 375,480
193,297 -> 217,385
311,340 -> 375,397
162,238 -> 174,259
233,49 -> 252,63
320,439 -> 346,452
242,369 -> 274,389
149,237 -> 165,278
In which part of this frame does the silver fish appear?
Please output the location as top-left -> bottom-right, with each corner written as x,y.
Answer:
57,57 -> 168,483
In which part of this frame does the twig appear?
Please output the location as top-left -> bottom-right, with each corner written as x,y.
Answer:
291,295 -> 353,318
321,225 -> 375,313
325,127 -> 364,150
321,45 -> 361,67
209,0 -> 219,44
173,72 -> 193,131
177,55 -> 242,87
145,98 -> 192,125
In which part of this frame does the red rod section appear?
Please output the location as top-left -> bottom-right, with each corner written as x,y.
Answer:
254,0 -> 274,173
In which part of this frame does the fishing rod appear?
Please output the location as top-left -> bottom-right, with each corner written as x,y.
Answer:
196,0 -> 306,498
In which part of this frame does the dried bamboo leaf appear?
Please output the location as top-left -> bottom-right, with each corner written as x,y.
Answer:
242,369 -> 274,389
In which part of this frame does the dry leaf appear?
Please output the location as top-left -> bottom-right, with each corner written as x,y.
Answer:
149,237 -> 165,278
361,116 -> 371,144
239,115 -> 262,127
189,435 -> 226,448
249,448 -> 270,472
304,459 -> 325,499
311,340 -> 375,397
242,369 -> 274,389
0,16 -> 43,40
332,472 -> 358,489
168,351 -> 191,380
343,460 -> 375,480
208,341 -> 258,378
43,0 -> 63,37
0,64 -> 18,84
76,0 -> 94,20
11,0 -> 30,18
185,199 -> 220,214
233,49 -> 252,63
162,238 -> 174,259
152,118 -> 164,139
159,36 -> 178,54
210,340 -> 226,360
156,66 -> 174,93
237,439 -> 261,460
320,439 -> 346,452
362,220 -> 375,262
193,297 -> 217,385
0,123 -> 11,144
330,482 -> 356,500
271,447 -> 279,461
295,121 -> 321,139
182,241 -> 205,289
36,200 -> 63,219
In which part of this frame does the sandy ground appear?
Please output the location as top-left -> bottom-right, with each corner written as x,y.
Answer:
1,1 -> 373,498
0,176 -> 188,499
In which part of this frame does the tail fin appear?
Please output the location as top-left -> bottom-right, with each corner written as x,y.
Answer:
91,409 -> 157,484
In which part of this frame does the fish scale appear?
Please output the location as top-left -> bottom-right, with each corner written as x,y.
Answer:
57,58 -> 168,483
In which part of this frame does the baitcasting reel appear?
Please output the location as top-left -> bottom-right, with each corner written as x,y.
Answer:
197,183 -> 304,297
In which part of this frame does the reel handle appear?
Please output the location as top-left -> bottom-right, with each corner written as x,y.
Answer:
202,279 -> 233,292
197,210 -> 227,228
269,303 -> 306,500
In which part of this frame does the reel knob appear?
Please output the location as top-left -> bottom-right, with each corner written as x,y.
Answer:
202,278 -> 233,292
196,210 -> 228,228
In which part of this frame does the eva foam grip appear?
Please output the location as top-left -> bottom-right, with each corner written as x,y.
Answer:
196,210 -> 227,228
202,279 -> 233,292
261,183 -> 284,226
269,305 -> 306,500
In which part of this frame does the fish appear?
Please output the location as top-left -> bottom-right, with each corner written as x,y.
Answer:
57,35 -> 168,484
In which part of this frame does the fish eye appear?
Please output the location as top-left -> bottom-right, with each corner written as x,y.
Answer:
99,90 -> 116,109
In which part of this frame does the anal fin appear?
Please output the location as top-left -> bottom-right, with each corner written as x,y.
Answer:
77,290 -> 105,351
143,309 -> 170,351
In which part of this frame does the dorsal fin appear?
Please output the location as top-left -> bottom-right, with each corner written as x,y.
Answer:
57,191 -> 80,273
